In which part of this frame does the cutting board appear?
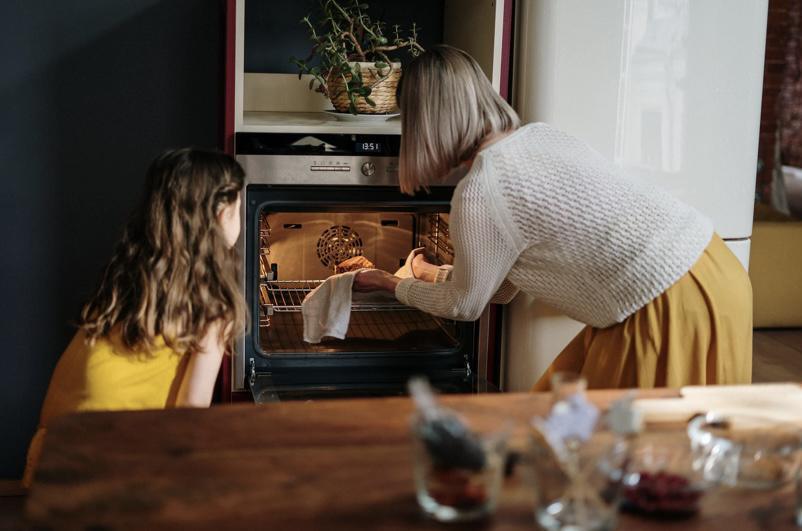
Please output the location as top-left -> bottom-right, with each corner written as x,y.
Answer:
634,383 -> 802,424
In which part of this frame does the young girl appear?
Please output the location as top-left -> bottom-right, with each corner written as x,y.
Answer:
23,148 -> 246,487
354,45 -> 752,390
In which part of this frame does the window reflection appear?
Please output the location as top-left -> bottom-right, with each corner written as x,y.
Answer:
615,0 -> 689,173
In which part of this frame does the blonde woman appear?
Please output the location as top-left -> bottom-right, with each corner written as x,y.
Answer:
23,148 -> 246,486
354,45 -> 752,390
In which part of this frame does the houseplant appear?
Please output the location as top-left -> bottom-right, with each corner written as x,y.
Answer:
291,0 -> 424,115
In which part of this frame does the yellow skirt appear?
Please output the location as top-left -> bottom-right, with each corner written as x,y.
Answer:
533,234 -> 752,391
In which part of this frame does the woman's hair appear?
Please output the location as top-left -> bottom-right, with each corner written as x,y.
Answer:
79,148 -> 247,354
397,44 -> 520,194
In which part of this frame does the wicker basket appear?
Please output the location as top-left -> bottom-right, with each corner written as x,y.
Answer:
327,62 -> 401,114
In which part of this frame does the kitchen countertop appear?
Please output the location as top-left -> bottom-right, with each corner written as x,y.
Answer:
25,388 -> 800,530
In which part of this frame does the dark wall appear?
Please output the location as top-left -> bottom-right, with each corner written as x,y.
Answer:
245,0 -> 444,73
0,1 -> 223,478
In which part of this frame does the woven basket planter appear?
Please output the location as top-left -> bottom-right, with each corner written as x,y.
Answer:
327,62 -> 401,114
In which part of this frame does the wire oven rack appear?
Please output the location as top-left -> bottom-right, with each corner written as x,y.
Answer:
256,279 -> 459,352
423,214 -> 454,265
260,280 -> 411,313
258,307 -> 459,353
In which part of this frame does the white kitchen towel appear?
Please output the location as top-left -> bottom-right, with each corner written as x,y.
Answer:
302,248 -> 443,344
302,271 -> 358,344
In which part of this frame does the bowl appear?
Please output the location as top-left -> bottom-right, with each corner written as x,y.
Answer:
687,412 -> 802,489
621,433 -> 709,517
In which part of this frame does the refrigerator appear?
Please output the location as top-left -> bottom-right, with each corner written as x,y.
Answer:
503,0 -> 768,391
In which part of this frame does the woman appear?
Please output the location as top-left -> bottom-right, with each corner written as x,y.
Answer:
354,45 -> 752,389
24,148 -> 246,486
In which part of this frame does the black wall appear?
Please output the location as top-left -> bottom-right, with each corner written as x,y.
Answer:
245,0 -> 444,73
0,1 -> 223,478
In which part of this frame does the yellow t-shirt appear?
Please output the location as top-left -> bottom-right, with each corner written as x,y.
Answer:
23,329 -> 189,486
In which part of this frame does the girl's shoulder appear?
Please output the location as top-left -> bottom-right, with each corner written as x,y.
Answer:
72,326 -> 178,363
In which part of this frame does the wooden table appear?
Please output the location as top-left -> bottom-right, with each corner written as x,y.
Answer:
26,389 -> 801,530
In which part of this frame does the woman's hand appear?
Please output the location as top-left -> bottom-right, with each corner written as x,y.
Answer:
353,269 -> 401,293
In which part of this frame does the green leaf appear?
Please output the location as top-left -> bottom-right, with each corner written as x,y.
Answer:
374,61 -> 388,70
365,97 -> 376,107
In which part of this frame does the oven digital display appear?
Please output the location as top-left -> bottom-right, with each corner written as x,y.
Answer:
355,141 -> 383,153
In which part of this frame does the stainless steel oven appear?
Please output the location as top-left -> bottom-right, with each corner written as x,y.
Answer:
234,132 -> 496,402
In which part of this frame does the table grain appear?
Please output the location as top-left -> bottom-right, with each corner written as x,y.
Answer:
25,389 -> 800,530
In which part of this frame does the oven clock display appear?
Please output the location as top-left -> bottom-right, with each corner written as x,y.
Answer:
355,142 -> 383,153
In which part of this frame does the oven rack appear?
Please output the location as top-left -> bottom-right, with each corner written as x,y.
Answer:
260,279 -> 412,313
258,309 -> 459,353
423,214 -> 454,264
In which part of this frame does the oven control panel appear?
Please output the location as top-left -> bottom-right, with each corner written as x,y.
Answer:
236,132 -> 402,186
235,132 -> 463,187
307,160 -> 384,176
239,155 -> 401,186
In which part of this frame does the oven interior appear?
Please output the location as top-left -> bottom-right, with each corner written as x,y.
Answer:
256,209 -> 460,356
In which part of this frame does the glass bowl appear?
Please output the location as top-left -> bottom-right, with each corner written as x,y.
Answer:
687,412 -> 802,490
621,433 -> 710,517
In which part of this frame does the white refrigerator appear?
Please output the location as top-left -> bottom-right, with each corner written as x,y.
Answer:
503,0 -> 768,391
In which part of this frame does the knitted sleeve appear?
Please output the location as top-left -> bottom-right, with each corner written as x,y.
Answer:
395,167 -> 522,321
432,266 -> 520,304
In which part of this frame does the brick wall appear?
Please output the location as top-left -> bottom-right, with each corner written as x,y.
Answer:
757,0 -> 793,203
780,0 -> 802,169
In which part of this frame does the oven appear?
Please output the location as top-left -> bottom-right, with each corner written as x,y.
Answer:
234,132 -> 498,402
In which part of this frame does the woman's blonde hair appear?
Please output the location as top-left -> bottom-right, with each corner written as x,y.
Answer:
397,44 -> 520,194
79,148 -> 247,354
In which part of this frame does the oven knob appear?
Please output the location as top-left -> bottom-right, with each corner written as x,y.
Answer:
361,162 -> 375,176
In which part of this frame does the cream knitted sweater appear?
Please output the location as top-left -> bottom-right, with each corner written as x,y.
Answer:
395,123 -> 713,327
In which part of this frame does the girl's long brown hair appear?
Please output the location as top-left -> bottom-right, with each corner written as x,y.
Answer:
79,148 -> 247,354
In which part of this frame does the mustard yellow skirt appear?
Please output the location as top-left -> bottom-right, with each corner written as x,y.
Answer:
533,234 -> 752,391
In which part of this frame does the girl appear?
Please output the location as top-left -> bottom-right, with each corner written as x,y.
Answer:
354,45 -> 752,390
23,148 -> 246,487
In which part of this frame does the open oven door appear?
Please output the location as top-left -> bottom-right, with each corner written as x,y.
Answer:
248,364 -> 475,403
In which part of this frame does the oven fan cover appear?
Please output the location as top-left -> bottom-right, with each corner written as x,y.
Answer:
316,225 -> 364,268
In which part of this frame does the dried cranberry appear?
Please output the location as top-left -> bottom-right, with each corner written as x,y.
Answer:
622,470 -> 703,516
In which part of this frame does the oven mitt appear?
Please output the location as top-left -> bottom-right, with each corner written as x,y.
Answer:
394,247 -> 424,279
302,271 -> 358,344
394,247 -> 453,282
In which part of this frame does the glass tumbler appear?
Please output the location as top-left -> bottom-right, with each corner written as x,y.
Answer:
550,372 -> 588,404
528,431 -> 628,531
411,416 -> 509,522
529,372 -> 626,530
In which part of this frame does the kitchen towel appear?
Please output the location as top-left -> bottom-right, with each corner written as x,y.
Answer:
302,271 -> 358,344
301,249 -> 444,344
